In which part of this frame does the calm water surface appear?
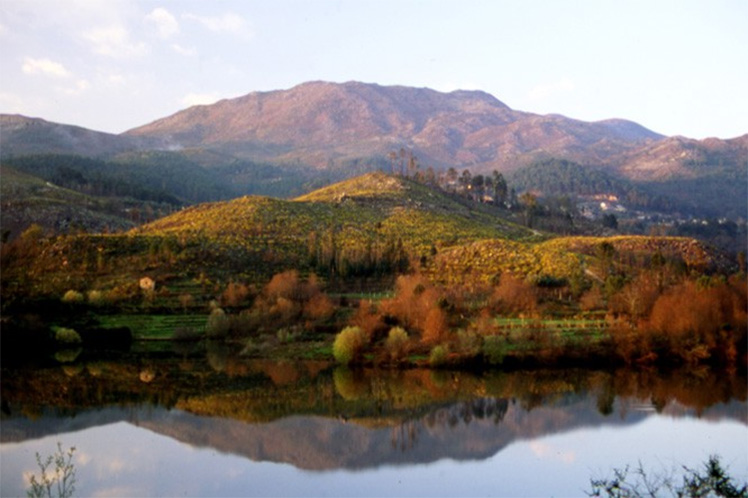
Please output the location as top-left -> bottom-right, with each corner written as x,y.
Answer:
1,347 -> 746,497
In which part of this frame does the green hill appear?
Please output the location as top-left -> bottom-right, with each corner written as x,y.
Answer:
134,172 -> 537,278
1,172 -> 729,308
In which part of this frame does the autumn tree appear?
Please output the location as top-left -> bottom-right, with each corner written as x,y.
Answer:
379,274 -> 450,343
491,273 -> 538,316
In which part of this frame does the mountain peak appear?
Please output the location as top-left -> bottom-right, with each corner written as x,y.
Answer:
131,80 -> 645,170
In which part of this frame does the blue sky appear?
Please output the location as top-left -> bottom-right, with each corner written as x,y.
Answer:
1,0 -> 746,138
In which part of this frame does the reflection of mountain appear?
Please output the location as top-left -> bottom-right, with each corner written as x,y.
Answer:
2,394 -> 745,471
136,396 -> 623,470
133,395 -> 748,470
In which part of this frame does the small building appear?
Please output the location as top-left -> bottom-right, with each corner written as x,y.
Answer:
139,277 -> 156,292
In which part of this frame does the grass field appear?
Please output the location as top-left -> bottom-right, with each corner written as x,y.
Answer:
96,314 -> 206,340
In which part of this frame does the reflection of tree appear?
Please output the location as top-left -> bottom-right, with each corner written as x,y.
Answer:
424,398 -> 509,430
2,355 -> 746,433
206,341 -> 228,372
596,378 -> 616,416
391,421 -> 419,452
333,367 -> 368,401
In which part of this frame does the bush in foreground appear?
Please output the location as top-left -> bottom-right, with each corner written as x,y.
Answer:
61,290 -> 84,304
589,455 -> 747,498
385,326 -> 409,362
429,344 -> 449,367
52,327 -> 82,345
333,326 -> 368,364
27,442 -> 77,498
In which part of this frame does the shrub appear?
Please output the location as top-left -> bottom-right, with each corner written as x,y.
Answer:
265,270 -> 302,301
303,293 -> 335,321
385,326 -> 409,361
251,271 -> 335,330
609,273 -> 661,320
87,289 -> 107,306
106,283 -> 139,303
270,296 -> 298,322
52,327 -> 82,345
457,328 -> 483,356
381,274 -> 447,336
491,273 -> 537,316
589,455 -> 747,498
61,290 -> 84,304
429,344 -> 449,368
221,281 -> 251,307
333,326 -> 368,364
482,335 -> 507,365
644,278 -> 747,365
422,307 -> 448,344
27,442 -> 77,498
350,300 -> 385,339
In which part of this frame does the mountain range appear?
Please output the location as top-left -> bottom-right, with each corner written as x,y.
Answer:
3,81 -> 745,175
1,81 -> 746,233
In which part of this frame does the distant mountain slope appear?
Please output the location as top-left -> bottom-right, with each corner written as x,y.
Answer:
0,114 -> 159,157
617,134 -> 748,181
3,81 -> 745,223
0,165 -> 136,238
125,81 -> 662,171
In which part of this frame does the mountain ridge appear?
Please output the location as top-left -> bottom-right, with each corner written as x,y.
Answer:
2,81 -> 745,226
123,80 -> 664,171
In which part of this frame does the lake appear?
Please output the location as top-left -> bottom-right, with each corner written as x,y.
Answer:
1,345 -> 746,497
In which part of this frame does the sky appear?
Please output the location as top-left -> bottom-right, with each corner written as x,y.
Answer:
0,0 -> 746,139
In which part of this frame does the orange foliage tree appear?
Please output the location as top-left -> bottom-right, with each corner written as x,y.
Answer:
251,270 -> 335,328
378,274 -> 451,344
644,276 -> 747,365
490,273 -> 538,316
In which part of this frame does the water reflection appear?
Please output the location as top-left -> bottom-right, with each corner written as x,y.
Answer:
0,345 -> 746,497
2,351 -> 746,473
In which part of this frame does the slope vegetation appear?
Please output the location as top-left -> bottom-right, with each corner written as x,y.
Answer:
0,165 -> 136,238
2,172 -> 730,307
136,172 -> 536,274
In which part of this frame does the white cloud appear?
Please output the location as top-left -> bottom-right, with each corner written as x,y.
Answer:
145,7 -> 179,39
171,43 -> 197,57
184,12 -> 251,39
60,79 -> 91,95
528,77 -> 576,101
83,25 -> 148,57
181,92 -> 222,107
22,57 -> 71,78
529,441 -> 576,464
76,451 -> 92,466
